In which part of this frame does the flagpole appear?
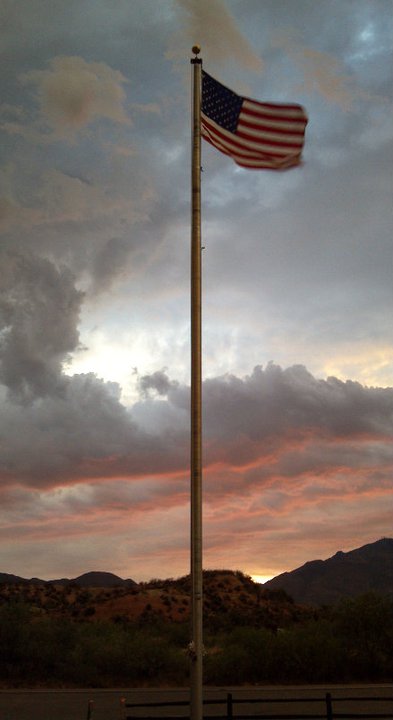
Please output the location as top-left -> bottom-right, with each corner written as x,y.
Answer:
190,45 -> 203,720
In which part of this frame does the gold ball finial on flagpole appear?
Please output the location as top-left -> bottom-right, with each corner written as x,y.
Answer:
192,45 -> 201,56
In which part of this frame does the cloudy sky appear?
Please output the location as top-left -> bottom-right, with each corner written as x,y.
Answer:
0,0 -> 392,584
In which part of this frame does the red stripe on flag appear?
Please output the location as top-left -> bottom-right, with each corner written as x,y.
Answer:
202,115 -> 300,158
202,120 -> 302,169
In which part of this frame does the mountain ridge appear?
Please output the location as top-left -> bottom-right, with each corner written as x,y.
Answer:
1,538 -> 392,606
264,537 -> 393,605
0,570 -> 137,588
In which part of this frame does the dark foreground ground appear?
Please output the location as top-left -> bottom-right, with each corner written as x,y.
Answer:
0,684 -> 392,720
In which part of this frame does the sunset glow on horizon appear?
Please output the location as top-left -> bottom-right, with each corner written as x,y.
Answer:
250,575 -> 277,585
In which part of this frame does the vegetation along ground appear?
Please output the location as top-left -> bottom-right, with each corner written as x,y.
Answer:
1,570 -> 392,687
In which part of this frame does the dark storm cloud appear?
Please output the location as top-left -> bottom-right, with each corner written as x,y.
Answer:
0,371 -> 185,486
0,248 -> 83,402
138,369 -> 179,397
203,364 -> 393,444
1,363 -> 390,491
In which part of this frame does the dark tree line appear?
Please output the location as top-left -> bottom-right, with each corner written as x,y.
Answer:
0,592 -> 392,686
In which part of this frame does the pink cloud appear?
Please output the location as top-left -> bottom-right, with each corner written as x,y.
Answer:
0,362 -> 391,580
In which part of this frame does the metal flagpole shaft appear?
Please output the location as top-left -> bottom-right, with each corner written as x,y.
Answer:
190,45 -> 203,720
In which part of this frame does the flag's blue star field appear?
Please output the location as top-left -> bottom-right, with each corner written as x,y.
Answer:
202,71 -> 243,133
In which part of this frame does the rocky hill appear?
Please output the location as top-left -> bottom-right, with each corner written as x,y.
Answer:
264,538 -> 393,605
2,538 -> 392,614
51,571 -> 138,588
0,570 -> 137,588
0,569 -> 313,630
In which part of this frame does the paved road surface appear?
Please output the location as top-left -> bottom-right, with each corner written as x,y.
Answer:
0,684 -> 392,720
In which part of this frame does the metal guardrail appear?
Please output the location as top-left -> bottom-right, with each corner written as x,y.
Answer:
120,691 -> 393,720
325,691 -> 393,720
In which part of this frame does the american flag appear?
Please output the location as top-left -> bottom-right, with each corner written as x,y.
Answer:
201,71 -> 308,170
